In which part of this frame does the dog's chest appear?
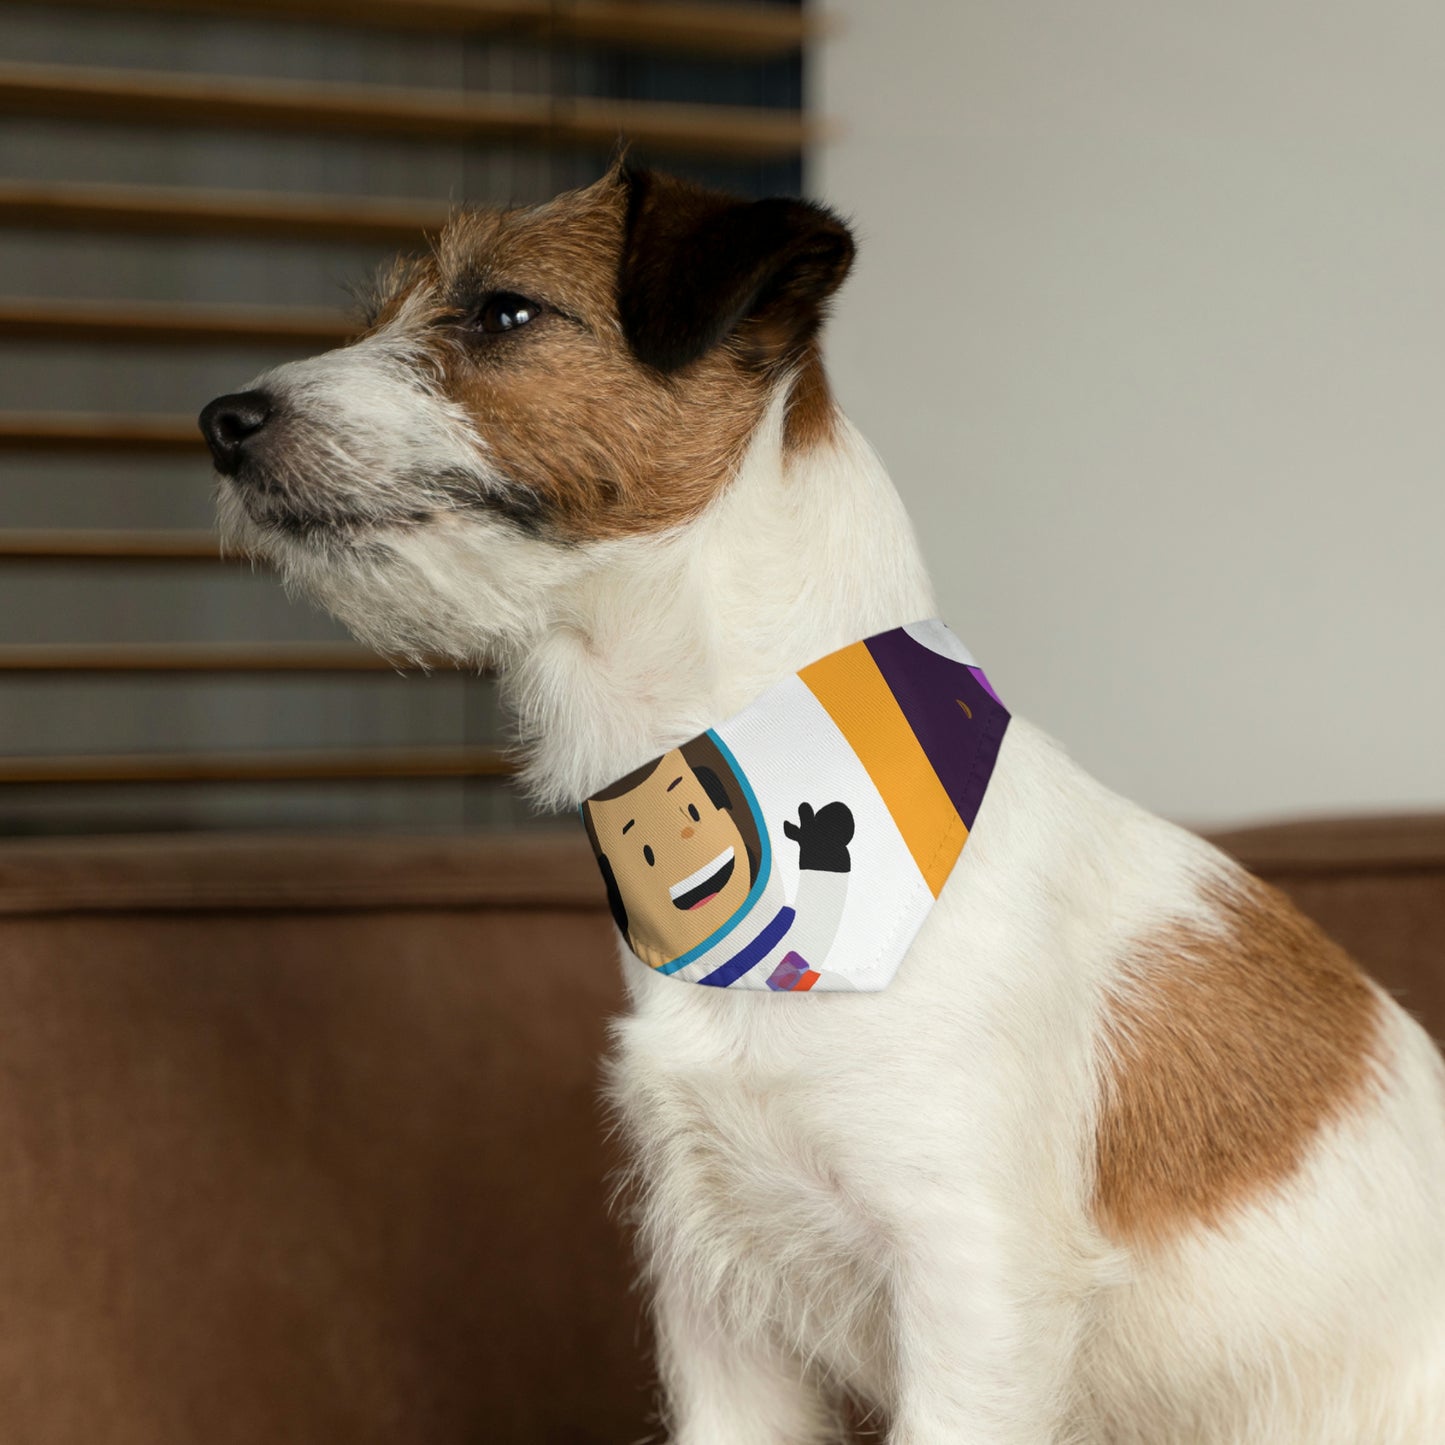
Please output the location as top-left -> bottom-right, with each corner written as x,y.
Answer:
612,1011 -> 893,1387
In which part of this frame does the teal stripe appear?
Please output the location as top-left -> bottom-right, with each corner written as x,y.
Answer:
656,728 -> 772,976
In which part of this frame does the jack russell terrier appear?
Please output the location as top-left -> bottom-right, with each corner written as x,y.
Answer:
200,164 -> 1445,1444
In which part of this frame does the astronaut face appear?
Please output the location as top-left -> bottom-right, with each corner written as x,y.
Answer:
588,748 -> 752,967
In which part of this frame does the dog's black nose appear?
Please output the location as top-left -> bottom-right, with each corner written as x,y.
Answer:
199,390 -> 273,475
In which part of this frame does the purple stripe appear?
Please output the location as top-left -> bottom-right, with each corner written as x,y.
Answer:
971,668 -> 1003,706
698,906 -> 795,988
863,630 -> 1010,832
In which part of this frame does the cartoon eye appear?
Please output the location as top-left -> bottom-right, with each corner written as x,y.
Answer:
687,804 -> 700,822
643,845 -> 655,867
474,292 -> 542,334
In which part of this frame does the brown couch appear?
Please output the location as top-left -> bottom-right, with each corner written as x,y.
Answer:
0,818 -> 1439,1443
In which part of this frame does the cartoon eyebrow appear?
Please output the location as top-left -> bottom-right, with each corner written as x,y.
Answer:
622,819 -> 635,834
666,776 -> 684,791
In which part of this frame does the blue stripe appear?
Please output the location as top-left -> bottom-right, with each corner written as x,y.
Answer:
697,907 -> 795,989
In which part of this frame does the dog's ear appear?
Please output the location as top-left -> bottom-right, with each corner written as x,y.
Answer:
618,166 -> 855,375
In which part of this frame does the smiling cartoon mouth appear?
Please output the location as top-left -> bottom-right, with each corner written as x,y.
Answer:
669,847 -> 736,911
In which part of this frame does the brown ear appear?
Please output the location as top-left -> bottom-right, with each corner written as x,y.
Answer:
618,167 -> 855,375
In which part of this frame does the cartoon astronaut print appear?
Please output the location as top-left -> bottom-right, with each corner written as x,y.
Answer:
582,733 -> 856,991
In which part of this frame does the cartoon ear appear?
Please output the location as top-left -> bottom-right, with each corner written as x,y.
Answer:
618,166 -> 855,376
596,853 -> 630,940
693,765 -> 732,812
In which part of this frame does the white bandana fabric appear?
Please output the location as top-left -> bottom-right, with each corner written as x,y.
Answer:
580,621 -> 1010,992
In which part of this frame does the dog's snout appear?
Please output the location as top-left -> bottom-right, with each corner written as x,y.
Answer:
199,390 -> 273,475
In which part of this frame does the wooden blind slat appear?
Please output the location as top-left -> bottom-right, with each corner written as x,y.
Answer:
0,530 -> 228,561
0,298 -> 353,348
563,0 -> 815,57
0,412 -> 201,452
0,180 -> 449,245
21,0 -> 815,58
0,746 -> 513,784
0,833 -> 603,916
0,62 -> 817,161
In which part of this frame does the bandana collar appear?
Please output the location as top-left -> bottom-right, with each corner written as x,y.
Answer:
580,621 -> 1009,992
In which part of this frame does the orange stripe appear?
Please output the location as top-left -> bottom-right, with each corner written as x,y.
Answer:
800,642 -> 965,897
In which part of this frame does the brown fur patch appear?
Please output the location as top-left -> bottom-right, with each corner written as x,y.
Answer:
783,341 -> 840,453
1094,873 -> 1382,1247
363,170 -> 844,541
379,178 -> 768,540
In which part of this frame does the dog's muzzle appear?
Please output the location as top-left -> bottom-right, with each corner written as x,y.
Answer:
199,390 -> 274,476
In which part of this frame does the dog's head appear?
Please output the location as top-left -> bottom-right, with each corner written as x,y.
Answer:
200,165 -> 854,663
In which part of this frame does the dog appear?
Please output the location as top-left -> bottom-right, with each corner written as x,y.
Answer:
200,163 -> 1445,1443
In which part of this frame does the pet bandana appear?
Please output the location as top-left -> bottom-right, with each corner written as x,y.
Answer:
580,621 -> 1009,992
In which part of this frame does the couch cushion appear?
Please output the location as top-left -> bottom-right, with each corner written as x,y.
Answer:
0,833 -> 649,1445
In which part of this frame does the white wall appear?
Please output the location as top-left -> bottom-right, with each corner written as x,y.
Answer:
813,0 -> 1445,828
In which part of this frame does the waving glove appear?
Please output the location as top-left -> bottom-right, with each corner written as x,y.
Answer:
783,801 -> 854,873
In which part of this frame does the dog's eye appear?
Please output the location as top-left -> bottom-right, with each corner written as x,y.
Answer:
474,292 -> 542,334
644,845 -> 656,867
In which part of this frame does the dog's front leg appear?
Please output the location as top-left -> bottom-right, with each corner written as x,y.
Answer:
654,1274 -> 841,1445
884,1218 -> 1086,1445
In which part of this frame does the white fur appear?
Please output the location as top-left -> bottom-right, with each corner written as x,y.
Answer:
222,353 -> 1445,1442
